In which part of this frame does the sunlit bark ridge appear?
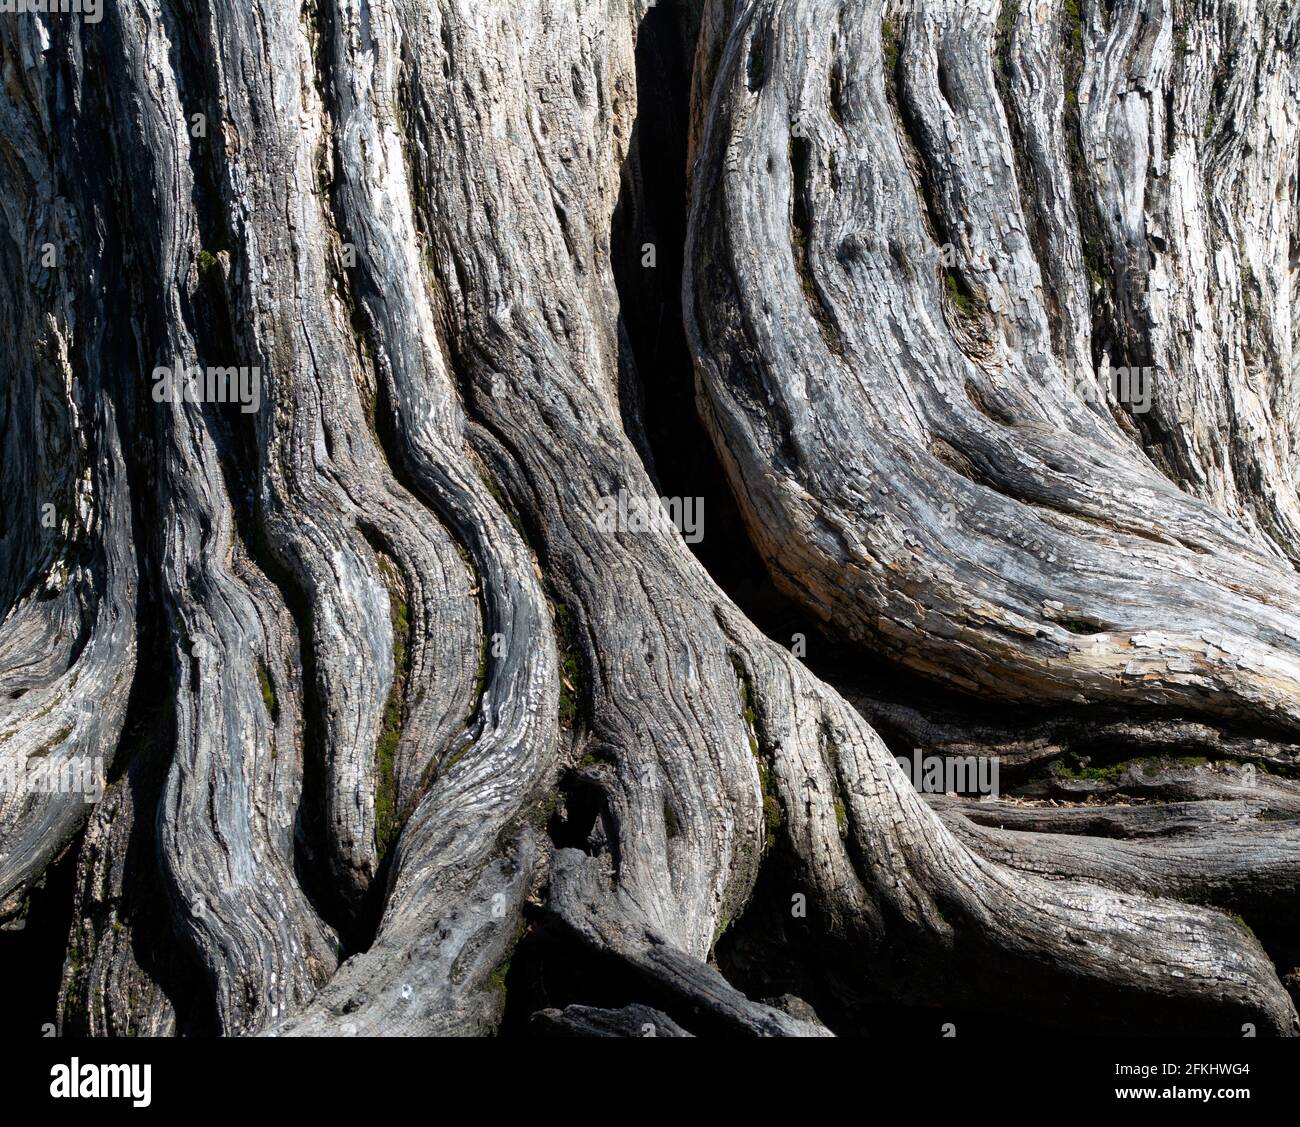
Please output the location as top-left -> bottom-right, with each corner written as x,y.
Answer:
1,0 -> 1298,1036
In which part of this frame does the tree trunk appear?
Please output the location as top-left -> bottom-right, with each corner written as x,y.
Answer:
1,0 -> 1298,1037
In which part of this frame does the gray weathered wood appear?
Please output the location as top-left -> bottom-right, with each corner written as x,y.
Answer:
1,0 -> 1297,1037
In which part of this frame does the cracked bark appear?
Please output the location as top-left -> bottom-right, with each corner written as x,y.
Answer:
1,0 -> 1298,1037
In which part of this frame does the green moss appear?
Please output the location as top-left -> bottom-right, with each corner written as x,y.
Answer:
945,270 -> 976,317
479,470 -> 528,542
996,0 -> 1021,43
529,788 -> 561,830
374,721 -> 400,859
998,0 -> 1022,32
757,760 -> 783,848
487,961 -> 510,1001
834,800 -> 847,832
256,659 -> 278,723
1082,243 -> 1108,289
374,560 -> 410,861
1058,753 -> 1211,783
1063,0 -> 1083,51
29,725 -> 73,759
559,655 -> 581,727
485,917 -> 528,1006
731,660 -> 781,848
1055,752 -> 1128,782
996,0 -> 1021,80
1059,617 -> 1099,635
553,602 -> 583,729
762,792 -> 782,846
1061,0 -> 1084,111
196,231 -> 235,285
737,671 -> 761,758
882,16 -> 900,73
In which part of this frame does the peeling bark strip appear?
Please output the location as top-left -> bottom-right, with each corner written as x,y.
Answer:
0,0 -> 1298,1037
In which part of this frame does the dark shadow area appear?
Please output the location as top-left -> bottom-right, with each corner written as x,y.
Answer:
714,843 -> 1054,1037
0,832 -> 80,1036
590,0 -> 1300,1039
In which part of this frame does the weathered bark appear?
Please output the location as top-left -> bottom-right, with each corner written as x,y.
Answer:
1,0 -> 1298,1037
0,13 -> 137,927
531,1003 -> 694,1037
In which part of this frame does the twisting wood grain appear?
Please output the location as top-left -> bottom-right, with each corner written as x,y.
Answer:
0,0 -> 1297,1037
